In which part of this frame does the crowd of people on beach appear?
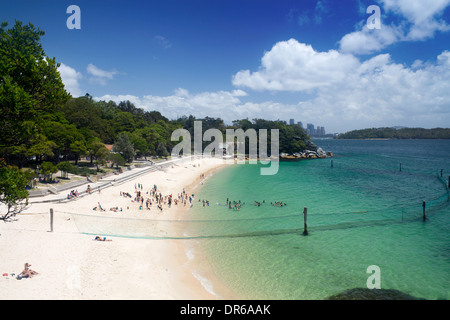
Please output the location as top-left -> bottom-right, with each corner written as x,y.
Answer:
71,170 -> 287,215
89,182 -> 198,214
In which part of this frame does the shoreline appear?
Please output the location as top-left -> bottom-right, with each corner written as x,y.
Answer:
174,162 -> 238,300
0,157 -> 236,300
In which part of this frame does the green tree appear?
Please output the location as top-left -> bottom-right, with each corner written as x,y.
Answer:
42,121 -> 84,161
114,112 -> 136,134
113,132 -> 135,163
94,146 -> 110,172
109,153 -> 126,168
26,134 -> 57,164
0,21 -> 70,166
56,161 -> 74,179
70,140 -> 87,165
156,142 -> 169,158
0,162 -> 29,222
86,140 -> 110,171
129,130 -> 149,159
39,161 -> 58,182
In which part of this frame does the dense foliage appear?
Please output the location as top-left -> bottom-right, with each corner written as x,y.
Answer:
336,127 -> 450,140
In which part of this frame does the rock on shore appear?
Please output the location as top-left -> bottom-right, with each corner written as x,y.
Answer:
280,147 -> 333,160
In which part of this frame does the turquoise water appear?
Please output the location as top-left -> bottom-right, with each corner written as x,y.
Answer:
190,139 -> 450,300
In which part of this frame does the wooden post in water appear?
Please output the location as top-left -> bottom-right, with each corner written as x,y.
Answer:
440,169 -> 443,178
50,208 -> 54,232
448,176 -> 450,189
331,160 -> 333,168
399,163 -> 402,172
303,207 -> 308,236
422,201 -> 426,221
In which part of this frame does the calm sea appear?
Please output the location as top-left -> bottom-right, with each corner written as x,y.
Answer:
189,139 -> 450,300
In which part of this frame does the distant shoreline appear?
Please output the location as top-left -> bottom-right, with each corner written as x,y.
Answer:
335,127 -> 450,140
335,138 -> 450,140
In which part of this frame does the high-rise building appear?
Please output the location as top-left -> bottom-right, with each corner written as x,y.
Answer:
289,118 -> 295,125
315,126 -> 324,136
297,121 -> 303,128
306,123 -> 315,136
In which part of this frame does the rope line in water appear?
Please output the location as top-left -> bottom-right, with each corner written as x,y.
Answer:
59,195 -> 448,239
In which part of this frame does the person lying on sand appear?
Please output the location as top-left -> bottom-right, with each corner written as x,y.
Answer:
94,236 -> 112,241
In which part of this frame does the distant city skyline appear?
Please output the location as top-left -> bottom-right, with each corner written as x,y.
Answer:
289,118 -> 328,136
1,0 -> 450,133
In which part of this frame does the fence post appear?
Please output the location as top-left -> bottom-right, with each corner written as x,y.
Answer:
50,208 -> 54,232
303,207 -> 308,236
422,201 -> 426,221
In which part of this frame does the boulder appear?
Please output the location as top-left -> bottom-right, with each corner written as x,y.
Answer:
317,147 -> 326,156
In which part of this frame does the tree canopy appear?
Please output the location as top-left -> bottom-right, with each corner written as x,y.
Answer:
0,162 -> 29,222
0,21 -> 70,166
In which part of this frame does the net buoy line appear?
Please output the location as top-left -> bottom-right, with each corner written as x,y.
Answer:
52,200 -> 449,240
71,217 -> 431,240
56,211 -> 301,223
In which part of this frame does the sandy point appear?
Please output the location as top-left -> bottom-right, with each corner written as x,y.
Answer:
0,157 -> 236,300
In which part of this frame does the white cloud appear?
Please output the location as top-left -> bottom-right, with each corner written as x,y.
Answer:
86,63 -> 118,85
58,63 -> 83,97
339,0 -> 450,54
232,39 -> 360,92
232,39 -> 450,131
95,89 -> 257,122
381,0 -> 450,28
339,24 -> 404,55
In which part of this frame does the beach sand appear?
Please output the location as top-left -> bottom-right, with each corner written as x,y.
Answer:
0,157 -> 236,300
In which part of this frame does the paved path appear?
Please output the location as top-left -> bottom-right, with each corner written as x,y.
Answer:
27,157 -> 192,204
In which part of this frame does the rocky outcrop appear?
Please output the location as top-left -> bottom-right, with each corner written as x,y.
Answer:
280,147 -> 333,161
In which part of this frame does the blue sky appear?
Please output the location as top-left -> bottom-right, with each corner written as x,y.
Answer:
1,0 -> 450,133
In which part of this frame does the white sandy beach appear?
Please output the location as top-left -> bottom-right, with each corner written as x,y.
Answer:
0,157 -> 236,300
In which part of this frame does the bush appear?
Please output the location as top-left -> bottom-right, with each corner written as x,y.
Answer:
57,161 -> 75,179
39,161 -> 58,182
